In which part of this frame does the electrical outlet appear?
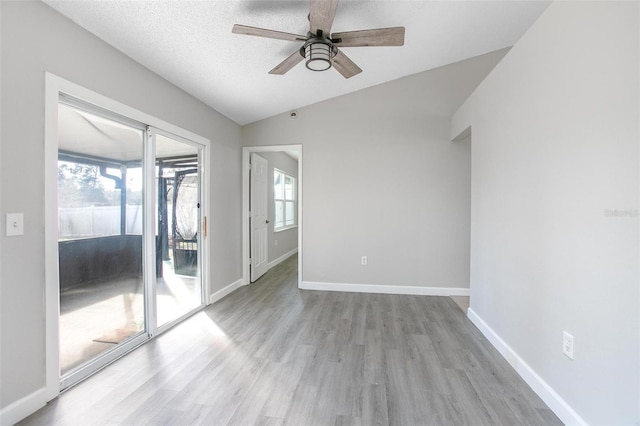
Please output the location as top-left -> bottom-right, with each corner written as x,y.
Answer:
562,331 -> 574,359
275,239 -> 278,246
361,256 -> 368,265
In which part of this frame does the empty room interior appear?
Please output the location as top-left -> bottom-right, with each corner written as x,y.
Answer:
0,1 -> 638,425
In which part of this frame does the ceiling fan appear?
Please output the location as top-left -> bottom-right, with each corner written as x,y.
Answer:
232,0 -> 405,79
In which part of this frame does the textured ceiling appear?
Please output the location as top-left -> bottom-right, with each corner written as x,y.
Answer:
44,0 -> 550,126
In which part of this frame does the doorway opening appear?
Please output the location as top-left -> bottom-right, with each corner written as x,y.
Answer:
242,146 -> 302,287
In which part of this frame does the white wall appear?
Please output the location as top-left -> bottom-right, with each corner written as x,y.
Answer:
0,0 -> 242,413
258,152 -> 298,265
452,2 -> 639,424
243,49 -> 508,292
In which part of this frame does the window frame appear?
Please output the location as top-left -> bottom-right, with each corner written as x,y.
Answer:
273,168 -> 296,232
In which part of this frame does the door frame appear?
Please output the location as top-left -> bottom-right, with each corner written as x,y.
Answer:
242,145 -> 302,287
44,73 -> 211,399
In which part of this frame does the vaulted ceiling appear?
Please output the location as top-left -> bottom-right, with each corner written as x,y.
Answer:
44,0 -> 550,125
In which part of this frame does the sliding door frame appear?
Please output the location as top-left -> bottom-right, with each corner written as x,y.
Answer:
148,127 -> 208,334
44,73 -> 211,399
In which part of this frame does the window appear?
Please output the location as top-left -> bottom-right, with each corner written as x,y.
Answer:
274,169 -> 296,230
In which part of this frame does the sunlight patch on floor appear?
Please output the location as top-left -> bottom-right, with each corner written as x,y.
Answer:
60,260 -> 199,375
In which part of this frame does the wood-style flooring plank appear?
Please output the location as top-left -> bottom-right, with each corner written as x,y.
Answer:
20,254 -> 562,426
359,382 -> 389,426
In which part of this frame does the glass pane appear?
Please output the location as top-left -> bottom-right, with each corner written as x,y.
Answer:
274,171 -> 284,200
155,133 -> 202,328
285,201 -> 295,226
275,200 -> 284,228
57,103 -> 145,376
125,168 -> 143,235
58,162 -> 122,238
285,176 -> 294,200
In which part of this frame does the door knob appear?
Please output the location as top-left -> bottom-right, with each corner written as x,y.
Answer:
266,219 -> 270,224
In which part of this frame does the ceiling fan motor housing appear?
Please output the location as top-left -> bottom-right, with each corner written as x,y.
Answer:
300,37 -> 337,71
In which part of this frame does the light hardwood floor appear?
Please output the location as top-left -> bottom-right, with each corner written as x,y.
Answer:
22,255 -> 561,425
449,296 -> 470,313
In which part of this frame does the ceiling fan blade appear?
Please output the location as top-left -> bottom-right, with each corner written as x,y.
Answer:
309,0 -> 339,35
332,27 -> 405,47
232,24 -> 307,42
332,49 -> 362,79
269,50 -> 304,75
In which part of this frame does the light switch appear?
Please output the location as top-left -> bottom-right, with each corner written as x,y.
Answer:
6,213 -> 24,236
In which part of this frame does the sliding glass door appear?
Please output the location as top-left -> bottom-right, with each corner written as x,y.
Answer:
57,100 -> 147,384
57,97 -> 205,389
153,131 -> 203,329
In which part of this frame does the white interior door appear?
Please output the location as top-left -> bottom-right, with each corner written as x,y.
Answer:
250,153 -> 269,282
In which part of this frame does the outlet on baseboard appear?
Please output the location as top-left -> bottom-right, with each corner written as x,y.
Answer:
361,256 -> 368,265
562,331 -> 574,359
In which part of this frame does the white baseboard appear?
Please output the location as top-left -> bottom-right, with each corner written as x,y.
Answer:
208,278 -> 244,305
467,308 -> 586,426
0,387 -> 47,426
268,248 -> 298,270
300,281 -> 470,297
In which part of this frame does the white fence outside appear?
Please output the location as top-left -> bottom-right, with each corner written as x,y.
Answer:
59,205 -> 143,238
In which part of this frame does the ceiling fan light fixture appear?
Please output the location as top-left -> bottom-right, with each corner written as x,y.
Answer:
304,41 -> 332,71
233,0 -> 405,78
